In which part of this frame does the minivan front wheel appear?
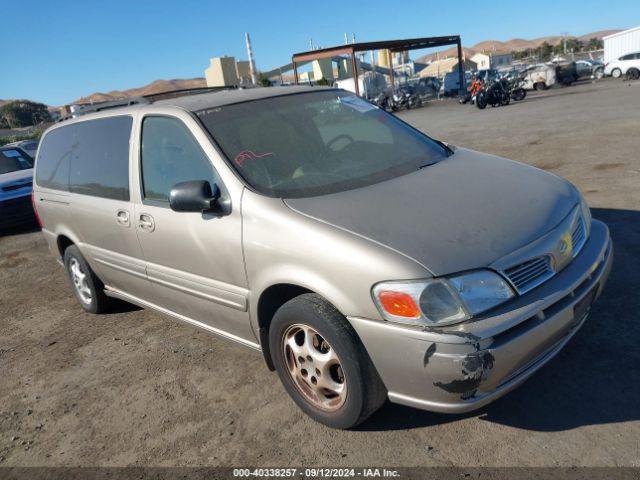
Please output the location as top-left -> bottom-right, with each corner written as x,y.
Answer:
63,245 -> 110,314
269,294 -> 386,429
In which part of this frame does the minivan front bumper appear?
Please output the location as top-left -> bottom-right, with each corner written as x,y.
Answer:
348,219 -> 612,413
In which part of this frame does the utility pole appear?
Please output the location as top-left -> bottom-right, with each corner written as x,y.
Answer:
561,31 -> 569,54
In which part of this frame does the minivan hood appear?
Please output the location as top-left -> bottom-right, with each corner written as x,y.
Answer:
284,148 -> 578,276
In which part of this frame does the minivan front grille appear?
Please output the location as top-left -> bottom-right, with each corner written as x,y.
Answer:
504,255 -> 554,294
571,217 -> 586,257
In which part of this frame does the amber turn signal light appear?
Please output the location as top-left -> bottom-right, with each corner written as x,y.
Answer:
378,290 -> 421,318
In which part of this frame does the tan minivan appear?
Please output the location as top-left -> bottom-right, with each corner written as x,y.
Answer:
33,86 -> 612,428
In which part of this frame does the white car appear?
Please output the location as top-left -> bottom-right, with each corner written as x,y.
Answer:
0,146 -> 35,229
604,52 -> 640,79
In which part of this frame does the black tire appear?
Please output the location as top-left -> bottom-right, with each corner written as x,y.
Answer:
611,68 -> 622,78
512,88 -> 526,101
63,245 -> 110,314
269,293 -> 387,429
476,92 -> 488,109
533,82 -> 546,91
628,68 -> 640,80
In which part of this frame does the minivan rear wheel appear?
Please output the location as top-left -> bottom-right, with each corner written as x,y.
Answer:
63,245 -> 110,314
269,293 -> 386,429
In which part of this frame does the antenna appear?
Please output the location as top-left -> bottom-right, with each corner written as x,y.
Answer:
245,32 -> 257,85
344,32 -> 348,45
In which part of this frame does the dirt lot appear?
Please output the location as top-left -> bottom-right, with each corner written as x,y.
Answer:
1,78 -> 639,467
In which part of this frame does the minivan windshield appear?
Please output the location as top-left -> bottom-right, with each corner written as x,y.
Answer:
0,148 -> 33,174
197,90 -> 449,198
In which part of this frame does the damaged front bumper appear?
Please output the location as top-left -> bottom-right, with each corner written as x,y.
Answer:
349,219 -> 613,413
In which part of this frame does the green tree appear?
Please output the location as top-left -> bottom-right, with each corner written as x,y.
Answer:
586,37 -> 604,51
258,74 -> 272,87
565,38 -> 584,52
539,41 -> 554,60
0,100 -> 51,128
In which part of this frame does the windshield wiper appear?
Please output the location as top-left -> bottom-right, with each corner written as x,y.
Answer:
418,161 -> 438,169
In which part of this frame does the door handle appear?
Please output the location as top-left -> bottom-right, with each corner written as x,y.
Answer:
116,209 -> 130,227
138,213 -> 155,232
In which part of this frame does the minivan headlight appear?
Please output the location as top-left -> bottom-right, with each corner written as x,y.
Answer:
372,270 -> 515,327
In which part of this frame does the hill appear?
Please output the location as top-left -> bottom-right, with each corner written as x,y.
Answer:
415,29 -> 620,63
73,78 -> 206,104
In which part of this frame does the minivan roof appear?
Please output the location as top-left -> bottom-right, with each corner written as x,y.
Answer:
153,85 -> 325,111
57,85 -> 329,124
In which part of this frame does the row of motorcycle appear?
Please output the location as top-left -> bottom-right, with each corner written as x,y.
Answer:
460,76 -> 527,109
369,88 -> 424,112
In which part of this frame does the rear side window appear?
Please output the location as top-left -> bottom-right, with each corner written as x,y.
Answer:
36,127 -> 72,190
140,116 -> 219,202
69,116 -> 132,200
36,116 -> 132,200
0,148 -> 33,174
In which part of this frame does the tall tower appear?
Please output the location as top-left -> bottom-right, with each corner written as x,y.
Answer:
245,32 -> 257,85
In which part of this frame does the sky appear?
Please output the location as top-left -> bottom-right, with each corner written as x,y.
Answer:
2,0 -> 638,106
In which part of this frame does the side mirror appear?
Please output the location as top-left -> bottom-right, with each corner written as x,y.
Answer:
169,180 -> 228,214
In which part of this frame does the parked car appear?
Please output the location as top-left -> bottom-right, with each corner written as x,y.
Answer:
475,69 -> 499,82
443,70 -> 472,96
604,52 -> 640,79
407,76 -> 440,99
576,60 -> 604,78
519,64 -> 557,90
554,61 -> 578,85
0,146 -> 35,230
5,139 -> 39,159
33,86 -> 612,429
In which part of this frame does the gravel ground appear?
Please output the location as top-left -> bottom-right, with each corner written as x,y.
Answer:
1,78 -> 639,467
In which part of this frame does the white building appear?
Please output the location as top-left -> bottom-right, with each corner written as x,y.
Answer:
470,52 -> 513,70
205,56 -> 239,87
603,27 -> 640,64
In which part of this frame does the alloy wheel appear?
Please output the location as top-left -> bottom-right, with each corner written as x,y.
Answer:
281,324 -> 347,411
69,258 -> 92,305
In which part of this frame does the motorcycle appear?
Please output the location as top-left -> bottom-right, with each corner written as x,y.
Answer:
370,92 -> 390,111
406,88 -> 423,109
459,77 -> 484,104
507,76 -> 527,101
390,89 -> 411,111
475,78 -> 510,109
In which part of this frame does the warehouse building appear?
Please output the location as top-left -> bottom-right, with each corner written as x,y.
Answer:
603,26 -> 640,64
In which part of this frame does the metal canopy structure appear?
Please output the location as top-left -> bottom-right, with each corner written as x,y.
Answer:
292,35 -> 464,96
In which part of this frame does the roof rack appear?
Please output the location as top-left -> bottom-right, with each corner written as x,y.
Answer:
143,85 -> 239,102
58,97 -> 148,122
58,85 -> 245,122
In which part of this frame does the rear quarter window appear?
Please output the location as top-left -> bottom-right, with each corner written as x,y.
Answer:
36,127 -> 72,190
37,116 -> 132,200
